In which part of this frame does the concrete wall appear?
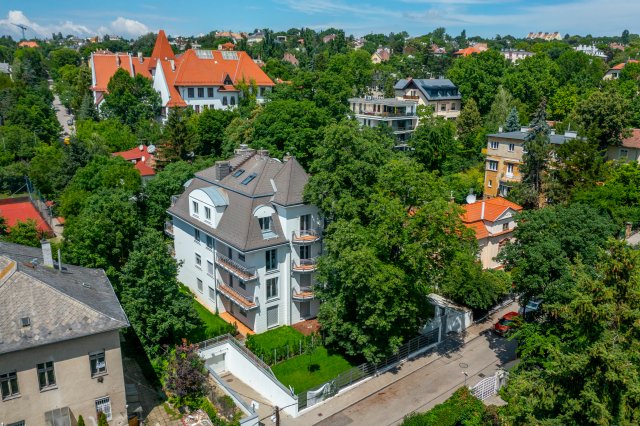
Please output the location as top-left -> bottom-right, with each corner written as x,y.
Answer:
0,330 -> 127,426
200,341 -> 298,417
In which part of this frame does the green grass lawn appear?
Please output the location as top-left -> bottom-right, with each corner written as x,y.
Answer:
246,325 -> 305,353
180,285 -> 235,342
272,346 -> 356,394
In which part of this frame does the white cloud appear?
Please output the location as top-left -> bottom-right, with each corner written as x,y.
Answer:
105,17 -> 150,37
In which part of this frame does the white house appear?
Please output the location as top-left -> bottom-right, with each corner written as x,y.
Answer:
166,147 -> 322,334
393,78 -> 462,120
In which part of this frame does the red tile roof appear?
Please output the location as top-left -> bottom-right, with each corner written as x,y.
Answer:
157,58 -> 188,107
151,29 -> 175,60
113,145 -> 156,177
461,197 -> 522,240
622,129 -> 640,149
18,41 -> 38,48
91,52 -> 152,92
610,59 -> 639,71
454,46 -> 483,57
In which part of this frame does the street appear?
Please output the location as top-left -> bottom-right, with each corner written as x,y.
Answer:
49,79 -> 74,135
286,304 -> 518,426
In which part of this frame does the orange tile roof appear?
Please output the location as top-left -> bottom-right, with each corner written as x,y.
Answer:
18,41 -> 38,48
113,145 -> 156,177
454,46 -> 483,57
610,59 -> 639,71
622,129 -> 640,149
151,29 -> 175,60
461,197 -> 522,240
91,52 -> 152,92
157,57 -> 188,107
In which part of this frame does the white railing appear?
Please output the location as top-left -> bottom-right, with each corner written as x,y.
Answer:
293,258 -> 318,272
215,253 -> 257,280
292,229 -> 322,242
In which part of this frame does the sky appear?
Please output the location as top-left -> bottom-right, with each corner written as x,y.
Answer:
0,0 -> 638,40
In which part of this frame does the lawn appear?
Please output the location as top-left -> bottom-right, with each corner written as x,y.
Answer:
272,346 -> 356,394
246,326 -> 305,354
180,285 -> 235,342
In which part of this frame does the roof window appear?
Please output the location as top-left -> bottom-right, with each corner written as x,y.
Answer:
232,168 -> 245,178
21,316 -> 31,327
241,173 -> 257,185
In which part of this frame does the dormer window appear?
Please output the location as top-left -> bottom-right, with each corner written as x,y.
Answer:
204,206 -> 211,221
259,217 -> 272,232
192,201 -> 199,216
223,74 -> 233,85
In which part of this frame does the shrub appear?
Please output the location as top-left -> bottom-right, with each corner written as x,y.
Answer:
401,387 -> 490,426
77,415 -> 85,426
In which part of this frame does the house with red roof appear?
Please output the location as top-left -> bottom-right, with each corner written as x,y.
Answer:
18,41 -> 39,48
113,144 -> 157,181
603,60 -> 639,80
607,129 -> 640,163
461,196 -> 522,269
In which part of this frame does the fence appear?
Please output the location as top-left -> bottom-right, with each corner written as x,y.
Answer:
297,327 -> 441,411
470,370 -> 509,401
248,333 -> 322,366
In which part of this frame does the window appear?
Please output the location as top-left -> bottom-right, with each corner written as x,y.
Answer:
90,352 -> 107,377
300,214 -> 311,231
239,280 -> 246,290
198,88 -> 204,97
488,160 -> 498,171
195,253 -> 202,268
195,105 -> 200,113
300,245 -> 310,260
507,163 -> 514,175
266,249 -> 277,271
266,305 -> 279,328
37,361 -> 56,390
7,422 -> 25,426
241,173 -> 257,185
207,87 -> 214,97
197,278 -> 203,293
222,96 -> 228,106
451,103 -> 456,111
1,371 -> 19,400
488,179 -> 493,188
267,278 -> 278,300
209,286 -> 215,300
238,253 -> 245,262
240,308 -> 247,317
259,217 -> 271,232
206,235 -> 214,250
95,396 -> 112,421
490,141 -> 499,149
230,96 -> 236,106
232,168 -> 245,178
440,103 -> 446,111
508,143 -> 515,152
187,88 -> 194,98
194,229 -> 201,242
204,206 -> 211,221
207,260 -> 214,276
192,201 -> 199,215
621,149 -> 629,158
503,223 -> 509,231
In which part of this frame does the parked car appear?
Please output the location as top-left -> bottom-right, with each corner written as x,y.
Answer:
494,311 -> 520,336
519,298 -> 543,317
66,118 -> 74,126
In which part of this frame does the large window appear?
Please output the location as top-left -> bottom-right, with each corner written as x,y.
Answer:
490,141 -> 499,149
259,217 -> 271,232
266,249 -> 277,271
230,96 -> 236,106
507,163 -> 514,175
0,371 -> 19,400
207,87 -> 214,97
267,277 -> 278,300
90,352 -> 107,377
95,396 -> 112,421
207,260 -> 214,276
222,96 -> 228,106
187,88 -> 194,98
209,286 -> 215,300
266,305 -> 279,328
198,88 -> 204,97
300,214 -> 310,231
37,361 -> 56,390
204,206 -> 211,221
197,278 -> 203,293
488,160 -> 498,171
192,200 -> 199,215
508,143 -> 515,152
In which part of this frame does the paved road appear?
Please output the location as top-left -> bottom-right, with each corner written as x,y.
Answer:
49,80 -> 74,135
285,303 -> 518,426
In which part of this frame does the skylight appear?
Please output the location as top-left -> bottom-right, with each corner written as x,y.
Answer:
195,49 -> 214,59
241,173 -> 257,185
232,168 -> 245,178
221,51 -> 238,60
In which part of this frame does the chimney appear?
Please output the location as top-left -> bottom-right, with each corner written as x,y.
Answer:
137,51 -> 143,63
626,222 -> 633,239
257,149 -> 269,158
215,161 -> 231,181
41,240 -> 54,268
481,201 -> 485,220
520,127 -> 530,133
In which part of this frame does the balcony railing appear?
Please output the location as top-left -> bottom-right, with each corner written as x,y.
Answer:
293,258 -> 318,272
164,220 -> 174,238
403,95 -> 419,100
215,253 -> 257,281
292,287 -> 315,301
292,229 -> 322,244
357,111 -> 416,118
216,280 -> 258,310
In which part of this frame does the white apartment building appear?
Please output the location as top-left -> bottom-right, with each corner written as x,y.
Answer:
348,97 -> 418,142
166,148 -> 322,334
393,78 -> 461,120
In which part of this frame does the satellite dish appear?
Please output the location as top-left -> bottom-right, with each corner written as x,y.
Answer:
466,193 -> 477,204
147,145 -> 156,154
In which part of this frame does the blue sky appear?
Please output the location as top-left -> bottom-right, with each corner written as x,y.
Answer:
0,0 -> 638,40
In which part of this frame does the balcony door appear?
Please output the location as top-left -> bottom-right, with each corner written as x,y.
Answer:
300,214 -> 311,231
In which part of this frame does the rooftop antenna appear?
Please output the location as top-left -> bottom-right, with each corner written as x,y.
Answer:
12,23 -> 28,41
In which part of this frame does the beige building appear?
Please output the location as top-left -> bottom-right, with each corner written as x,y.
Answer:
607,129 -> 640,162
483,129 -> 577,198
393,78 -> 461,120
461,197 -> 523,269
0,242 -> 129,426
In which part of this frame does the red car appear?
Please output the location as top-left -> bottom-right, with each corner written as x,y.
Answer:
494,311 -> 520,336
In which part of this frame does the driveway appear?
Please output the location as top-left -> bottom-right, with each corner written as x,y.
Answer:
285,303 -> 518,426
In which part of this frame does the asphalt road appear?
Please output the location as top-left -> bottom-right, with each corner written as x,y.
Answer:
49,80 -> 74,135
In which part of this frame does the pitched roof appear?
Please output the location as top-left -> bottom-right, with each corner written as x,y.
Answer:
0,242 -> 129,355
394,78 -> 461,101
461,197 -> 522,240
610,59 -> 639,71
113,145 -> 157,177
622,129 -> 640,149
271,158 -> 308,206
454,46 -> 483,56
152,29 -> 175,60
487,130 -> 577,145
90,52 -> 152,92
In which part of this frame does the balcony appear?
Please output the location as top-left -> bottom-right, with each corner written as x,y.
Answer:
292,229 -> 322,244
293,258 -> 317,273
500,172 -> 519,183
292,287 -> 315,301
216,280 -> 258,310
357,111 -> 416,118
403,95 -> 419,100
215,253 -> 258,281
164,220 -> 174,238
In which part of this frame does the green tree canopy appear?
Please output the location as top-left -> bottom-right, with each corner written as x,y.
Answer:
101,68 -> 161,128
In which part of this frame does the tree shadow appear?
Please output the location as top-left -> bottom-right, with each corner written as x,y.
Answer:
481,329 -> 518,365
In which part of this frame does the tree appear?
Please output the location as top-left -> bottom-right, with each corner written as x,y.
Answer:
504,107 -> 520,132
4,219 -> 42,247
502,241 -> 640,425
29,144 -> 66,197
143,161 -> 195,230
0,215 -> 7,235
48,48 -> 81,78
77,92 -> 98,122
520,98 -> 551,208
456,98 -> 482,153
158,107 -> 196,164
97,412 -> 108,426
119,229 -> 200,356
77,415 -> 85,426
101,68 -> 161,128
164,341 -> 209,407
410,116 -> 456,172
503,54 -> 559,115
484,86 -> 519,132
576,89 -> 631,151
189,107 -> 237,157
76,119 -> 137,152
498,203 -> 617,306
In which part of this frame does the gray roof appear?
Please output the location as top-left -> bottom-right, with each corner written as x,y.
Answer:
487,130 -> 577,145
0,242 -> 129,355
394,78 -> 461,101
0,62 -> 10,74
168,152 -> 309,252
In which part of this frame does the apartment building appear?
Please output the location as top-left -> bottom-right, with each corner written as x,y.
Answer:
166,148 -> 322,334
0,242 -> 129,425
394,78 -> 461,119
483,129 -> 577,198
348,97 -> 418,142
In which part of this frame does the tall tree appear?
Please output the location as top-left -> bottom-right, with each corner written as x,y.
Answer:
158,107 -> 196,164
456,98 -> 483,153
101,68 -> 161,128
519,98 -> 551,208
504,107 -> 520,132
576,89 -> 631,151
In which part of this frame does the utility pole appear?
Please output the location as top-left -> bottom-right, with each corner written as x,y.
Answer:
275,406 -> 280,426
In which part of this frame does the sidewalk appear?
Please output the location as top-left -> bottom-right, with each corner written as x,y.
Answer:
284,302 -> 518,425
